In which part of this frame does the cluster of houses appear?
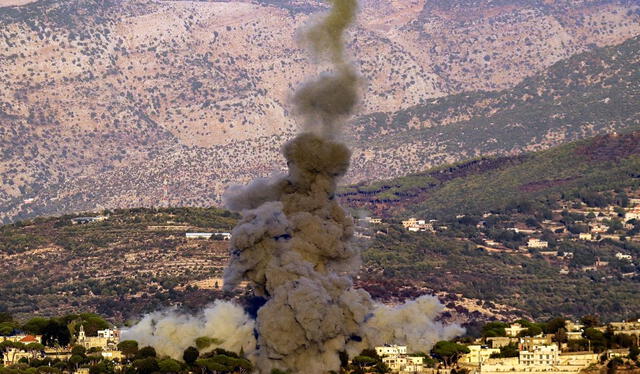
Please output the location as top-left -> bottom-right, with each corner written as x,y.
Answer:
376,319 -> 640,374
395,197 -> 640,274
1,327 -> 122,367
401,218 -> 450,232
374,345 -> 427,373
460,320 -> 639,374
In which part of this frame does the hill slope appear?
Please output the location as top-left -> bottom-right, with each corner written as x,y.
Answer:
3,133 -> 640,322
1,0 -> 639,223
341,130 -> 640,218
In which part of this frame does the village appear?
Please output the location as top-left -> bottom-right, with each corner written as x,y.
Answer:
358,191 -> 640,278
2,316 -> 639,374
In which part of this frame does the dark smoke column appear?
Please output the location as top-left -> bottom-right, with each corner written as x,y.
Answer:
122,0 -> 461,365
223,0 -> 463,372
223,0 -> 371,372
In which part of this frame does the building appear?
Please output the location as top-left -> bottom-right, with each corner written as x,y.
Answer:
505,323 -> 527,337
590,223 -> 609,233
479,346 -> 598,374
360,217 -> 382,224
185,232 -> 213,239
2,347 -> 43,366
77,325 -> 119,350
101,350 -> 124,361
609,320 -> 640,336
527,239 -> 548,249
486,337 -> 517,348
70,216 -> 108,225
578,233 -> 593,241
520,336 -> 552,349
214,232 -> 232,240
376,345 -> 408,357
376,345 -> 426,373
460,345 -> 500,364
625,209 -> 640,221
97,329 -> 119,340
566,331 -> 583,341
615,252 -> 632,261
402,218 -> 434,232
0,335 -> 43,344
519,344 -> 559,366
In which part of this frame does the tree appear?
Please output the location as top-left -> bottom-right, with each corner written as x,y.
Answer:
134,358 -> 159,374
481,322 -> 508,337
431,341 -> 470,367
0,312 -> 13,324
158,358 -> 182,373
519,325 -> 543,337
25,343 -> 44,352
490,343 -> 519,358
78,314 -> 109,336
69,354 -> 84,369
71,345 -> 87,357
136,346 -> 157,359
117,340 -> 138,359
581,315 -> 600,328
555,328 -> 568,344
545,318 -> 567,334
42,320 -> 71,347
183,346 -> 199,365
89,360 -> 115,374
0,321 -> 17,336
629,344 -> 639,361
583,328 -> 607,353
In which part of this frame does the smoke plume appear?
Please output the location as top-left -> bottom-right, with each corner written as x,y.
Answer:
124,0 -> 462,372
123,301 -> 256,359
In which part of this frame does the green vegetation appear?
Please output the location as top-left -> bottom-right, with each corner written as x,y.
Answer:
342,131 -> 640,219
362,223 -> 640,320
0,207 -> 238,321
350,35 -> 640,184
430,341 -> 470,367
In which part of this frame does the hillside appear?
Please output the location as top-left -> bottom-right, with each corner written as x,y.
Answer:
341,130 -> 640,219
1,0 -> 640,223
3,133 -> 640,323
0,207 -> 526,325
348,34 -> 640,182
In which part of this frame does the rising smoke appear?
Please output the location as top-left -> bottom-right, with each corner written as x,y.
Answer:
123,0 -> 463,372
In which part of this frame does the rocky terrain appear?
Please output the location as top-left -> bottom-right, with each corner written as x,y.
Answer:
0,207 -> 527,325
1,0 -> 640,223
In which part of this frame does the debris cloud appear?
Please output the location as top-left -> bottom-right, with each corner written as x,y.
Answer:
124,0 -> 462,372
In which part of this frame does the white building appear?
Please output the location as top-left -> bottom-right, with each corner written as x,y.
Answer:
376,345 -> 426,373
214,232 -> 232,240
402,218 -> 434,232
97,328 -> 119,340
185,232 -> 213,239
615,252 -> 632,261
519,344 -> 559,366
578,233 -> 593,241
527,239 -> 548,249
505,323 -> 527,337
376,345 -> 408,357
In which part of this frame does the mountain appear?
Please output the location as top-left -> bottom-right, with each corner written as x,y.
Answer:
1,0 -> 639,223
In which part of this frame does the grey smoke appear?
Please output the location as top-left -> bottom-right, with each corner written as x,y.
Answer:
123,0 -> 463,371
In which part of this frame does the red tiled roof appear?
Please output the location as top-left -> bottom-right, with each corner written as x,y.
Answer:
19,335 -> 37,343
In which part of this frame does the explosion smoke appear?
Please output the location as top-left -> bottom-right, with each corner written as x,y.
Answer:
123,0 -> 463,372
